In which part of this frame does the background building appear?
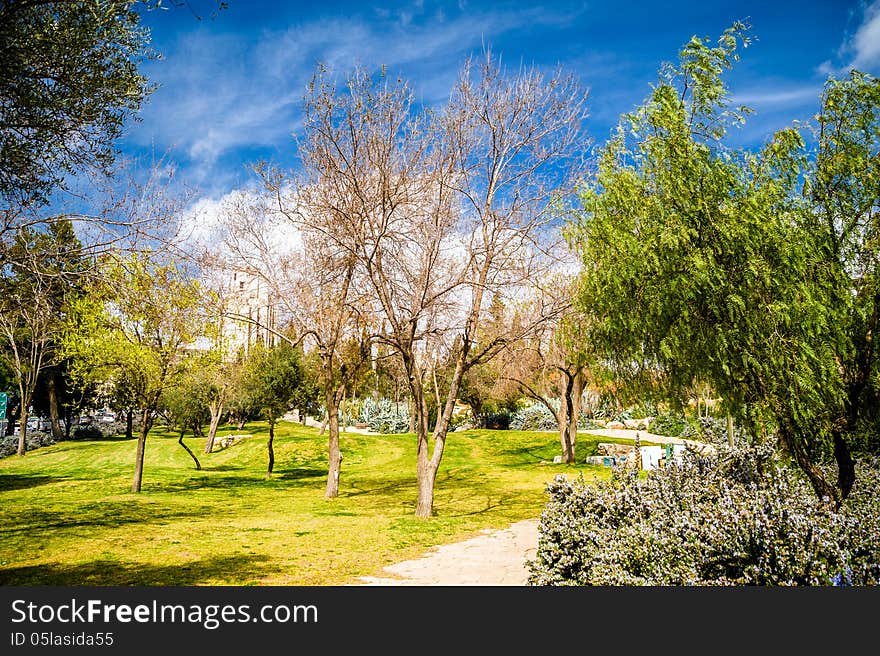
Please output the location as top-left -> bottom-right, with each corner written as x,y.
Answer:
220,267 -> 278,359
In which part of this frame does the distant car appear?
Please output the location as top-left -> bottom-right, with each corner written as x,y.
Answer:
98,412 -> 117,423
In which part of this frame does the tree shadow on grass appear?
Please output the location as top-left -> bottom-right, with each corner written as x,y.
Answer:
0,473 -> 64,492
150,471 -> 327,494
275,467 -> 326,481
493,444 -> 558,465
0,554 -> 273,586
63,435 -> 136,443
1,502 -> 209,536
342,477 -> 415,498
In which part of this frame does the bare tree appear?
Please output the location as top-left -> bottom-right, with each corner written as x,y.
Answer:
0,278 -> 54,455
216,188 -> 373,498
499,278 -> 590,463
296,53 -> 585,517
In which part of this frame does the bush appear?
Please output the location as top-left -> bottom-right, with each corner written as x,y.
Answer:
692,416 -> 746,446
0,430 -> 56,458
481,412 -> 510,430
510,401 -> 558,431
649,410 -> 690,437
509,400 -> 597,432
527,442 -> 880,585
73,423 -> 107,439
629,400 -> 658,420
357,397 -> 410,434
590,396 -> 619,420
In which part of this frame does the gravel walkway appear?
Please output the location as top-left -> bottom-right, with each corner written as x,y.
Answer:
356,519 -> 540,586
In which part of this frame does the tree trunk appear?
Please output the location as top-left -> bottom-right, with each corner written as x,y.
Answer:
832,431 -> 855,501
558,371 -> 576,464
125,409 -> 133,440
413,369 -> 435,518
17,405 -> 28,456
567,371 -> 583,459
178,429 -> 201,470
726,412 -> 735,448
414,341 -> 468,519
778,422 -> 838,506
131,408 -> 153,493
266,416 -> 275,477
325,393 -> 342,499
204,402 -> 223,454
415,454 -> 437,518
47,372 -> 64,440
431,364 -> 443,431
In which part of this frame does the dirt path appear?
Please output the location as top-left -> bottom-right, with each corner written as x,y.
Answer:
356,519 -> 540,586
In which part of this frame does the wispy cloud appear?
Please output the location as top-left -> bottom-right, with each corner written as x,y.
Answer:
851,1 -> 880,69
730,86 -> 821,108
127,2 -> 585,194
818,0 -> 880,75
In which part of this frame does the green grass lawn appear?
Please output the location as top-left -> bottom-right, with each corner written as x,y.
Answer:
0,422 -> 642,585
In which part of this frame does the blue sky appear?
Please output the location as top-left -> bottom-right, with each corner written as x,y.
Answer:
123,0 -> 880,203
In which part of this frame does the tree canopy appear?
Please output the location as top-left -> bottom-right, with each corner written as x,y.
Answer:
566,22 -> 880,505
0,1 -> 154,210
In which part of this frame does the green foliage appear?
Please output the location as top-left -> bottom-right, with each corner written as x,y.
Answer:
627,400 -> 657,420
61,253 -> 207,420
0,220 -> 89,450
237,343 -> 304,423
528,443 -> 880,585
291,348 -> 321,418
566,22 -> 880,502
160,358 -> 212,435
650,411 -> 690,437
0,1 -> 153,208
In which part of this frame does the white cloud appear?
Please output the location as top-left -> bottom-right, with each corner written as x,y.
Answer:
178,192 -> 238,249
131,3 -> 583,188
178,187 -> 303,259
818,0 -> 880,75
852,1 -> 880,69
730,86 -> 821,108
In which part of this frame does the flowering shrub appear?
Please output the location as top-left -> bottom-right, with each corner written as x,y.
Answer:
527,442 -> 880,585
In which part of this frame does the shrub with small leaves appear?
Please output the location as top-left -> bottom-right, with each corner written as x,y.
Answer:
693,416 -> 746,446
649,411 -> 690,437
0,430 -> 56,458
527,441 -> 880,585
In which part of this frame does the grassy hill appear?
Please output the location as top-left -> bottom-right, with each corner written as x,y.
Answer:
0,422 -> 640,585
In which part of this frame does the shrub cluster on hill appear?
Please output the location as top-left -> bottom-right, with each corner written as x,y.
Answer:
348,397 -> 411,434
527,441 -> 880,585
0,430 -> 55,458
509,400 -> 600,432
